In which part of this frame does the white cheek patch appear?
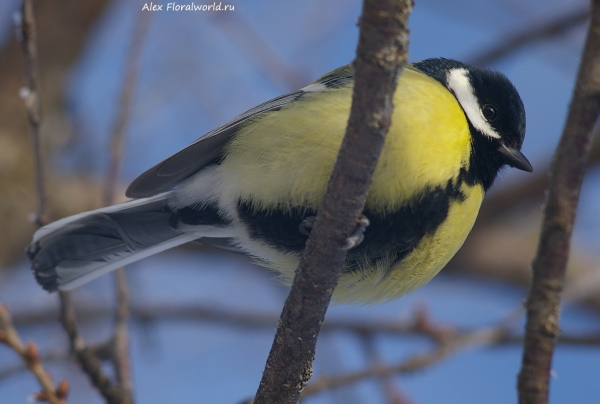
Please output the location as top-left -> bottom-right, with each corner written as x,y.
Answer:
446,68 -> 501,139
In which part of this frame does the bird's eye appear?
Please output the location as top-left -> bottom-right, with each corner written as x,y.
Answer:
482,104 -> 498,122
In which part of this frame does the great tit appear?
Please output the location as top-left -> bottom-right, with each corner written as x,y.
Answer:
27,58 -> 531,304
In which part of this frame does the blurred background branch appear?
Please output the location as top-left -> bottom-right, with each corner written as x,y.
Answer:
59,291 -> 128,404
0,304 -> 69,404
518,0 -> 600,401
103,8 -> 153,402
6,0 -> 150,402
469,6 -> 589,66
17,0 -> 46,227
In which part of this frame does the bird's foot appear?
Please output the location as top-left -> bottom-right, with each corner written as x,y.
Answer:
299,216 -> 316,236
299,214 -> 370,250
340,214 -> 370,250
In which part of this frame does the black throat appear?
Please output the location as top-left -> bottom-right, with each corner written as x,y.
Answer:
463,122 -> 505,191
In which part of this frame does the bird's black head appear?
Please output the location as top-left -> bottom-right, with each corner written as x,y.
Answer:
413,58 -> 531,190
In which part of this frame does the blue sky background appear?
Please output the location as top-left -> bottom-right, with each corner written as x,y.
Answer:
1,0 -> 599,403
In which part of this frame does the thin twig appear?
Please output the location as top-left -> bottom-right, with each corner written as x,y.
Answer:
103,8 -> 151,206
517,1 -> 600,403
212,12 -> 307,90
0,304 -> 454,338
0,350 -> 69,383
0,304 -> 68,404
113,269 -> 133,398
59,292 -> 128,404
12,2 -> 70,402
469,7 -> 589,66
56,7 -> 151,399
254,2 -> 411,402
303,324 -> 511,398
57,9 -> 152,404
360,334 -> 413,404
10,303 -> 600,346
103,10 -> 152,402
17,0 -> 47,226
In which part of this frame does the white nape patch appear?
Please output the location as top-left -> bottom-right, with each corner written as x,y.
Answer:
301,82 -> 327,92
446,68 -> 500,139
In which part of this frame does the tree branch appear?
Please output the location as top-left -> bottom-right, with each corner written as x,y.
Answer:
17,0 -> 47,226
59,292 -> 129,404
212,12 -> 307,90
303,322 -> 510,399
16,0 -> 125,401
0,304 -> 68,404
253,2 -> 412,401
359,333 -> 414,404
0,350 -> 68,383
103,9 -> 152,402
517,1 -> 600,403
469,7 -> 589,67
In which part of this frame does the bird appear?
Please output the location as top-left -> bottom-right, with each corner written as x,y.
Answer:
27,58 -> 532,304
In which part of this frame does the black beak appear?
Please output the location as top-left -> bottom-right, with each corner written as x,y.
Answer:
498,145 -> 533,172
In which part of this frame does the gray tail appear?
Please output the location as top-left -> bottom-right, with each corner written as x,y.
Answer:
27,193 -> 202,292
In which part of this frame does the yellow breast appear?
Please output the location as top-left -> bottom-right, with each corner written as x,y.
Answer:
369,68 -> 472,212
220,68 -> 473,214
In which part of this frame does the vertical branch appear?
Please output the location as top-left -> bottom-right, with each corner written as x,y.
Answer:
103,8 -> 152,402
59,292 -> 128,404
113,269 -> 133,398
103,9 -> 152,206
56,8 -> 151,404
16,0 -> 142,402
517,1 -> 600,403
18,0 -> 47,226
253,1 -> 412,403
360,334 -> 413,404
16,1 -> 68,400
16,0 -> 119,402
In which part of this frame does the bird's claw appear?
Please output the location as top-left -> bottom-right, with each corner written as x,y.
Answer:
299,214 -> 370,250
299,216 -> 316,236
340,214 -> 370,250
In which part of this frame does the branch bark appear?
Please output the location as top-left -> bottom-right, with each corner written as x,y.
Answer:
253,1 -> 412,403
59,292 -> 130,404
103,10 -> 152,402
0,304 -> 68,404
517,1 -> 600,403
18,0 -> 46,226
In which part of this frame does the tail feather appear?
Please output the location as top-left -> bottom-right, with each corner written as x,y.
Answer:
27,193 -> 204,291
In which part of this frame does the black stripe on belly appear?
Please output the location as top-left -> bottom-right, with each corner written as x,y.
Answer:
236,179 -> 467,273
236,205 -> 314,252
171,204 -> 231,227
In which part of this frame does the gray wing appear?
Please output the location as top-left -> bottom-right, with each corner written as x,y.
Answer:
126,90 -> 306,198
